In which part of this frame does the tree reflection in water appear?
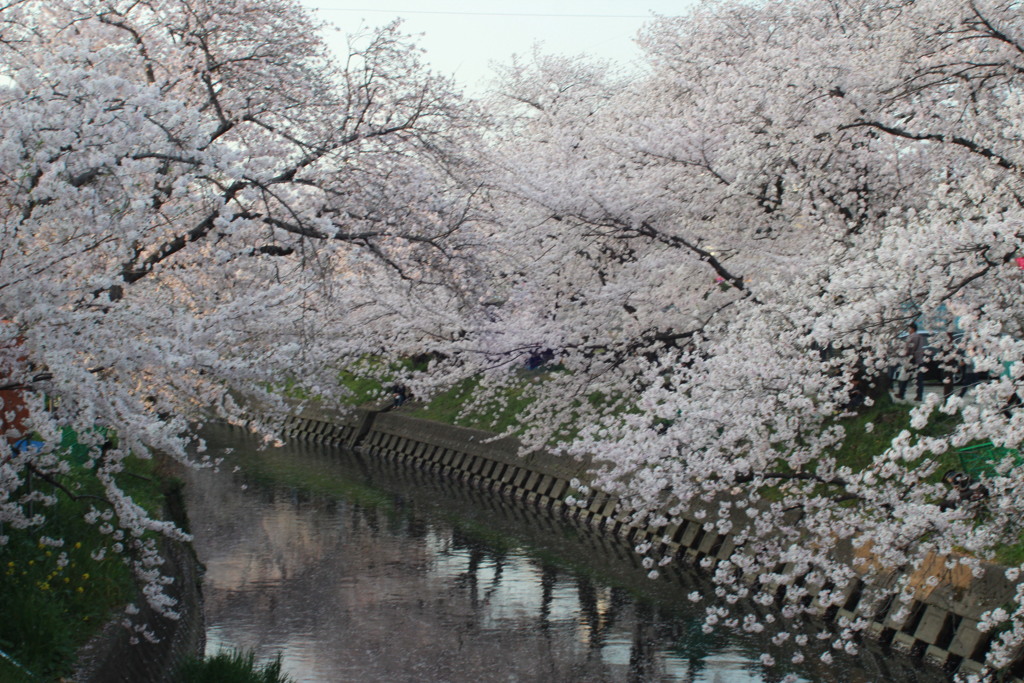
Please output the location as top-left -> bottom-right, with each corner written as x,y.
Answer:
182,424 -> 952,683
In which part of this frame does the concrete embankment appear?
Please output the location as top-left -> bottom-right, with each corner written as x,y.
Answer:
280,402 -> 1021,679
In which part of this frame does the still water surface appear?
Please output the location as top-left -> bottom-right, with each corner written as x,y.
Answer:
183,424 -> 951,682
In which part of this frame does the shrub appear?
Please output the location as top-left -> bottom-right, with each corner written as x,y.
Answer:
173,650 -> 292,683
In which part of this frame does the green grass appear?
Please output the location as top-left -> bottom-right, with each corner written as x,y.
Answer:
0,434 -> 169,679
831,393 -> 911,471
337,372 -> 386,405
829,391 -> 962,482
0,538 -> 134,678
173,649 -> 292,683
399,368 -> 633,444
327,353 -> 556,434
331,355 -> 437,408
996,534 -> 1024,566
405,374 -> 539,434
273,356 -> 400,405
0,656 -> 36,683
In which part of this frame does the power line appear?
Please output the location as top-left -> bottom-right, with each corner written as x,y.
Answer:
310,7 -> 652,19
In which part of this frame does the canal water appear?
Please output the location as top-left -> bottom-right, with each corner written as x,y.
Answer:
182,423 -> 952,682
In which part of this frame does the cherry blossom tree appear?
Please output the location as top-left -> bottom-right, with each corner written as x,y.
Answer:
6,0 -> 1024,676
450,0 -> 1024,677
0,0 -> 484,621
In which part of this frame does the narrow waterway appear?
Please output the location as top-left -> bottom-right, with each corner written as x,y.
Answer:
182,423 -> 952,682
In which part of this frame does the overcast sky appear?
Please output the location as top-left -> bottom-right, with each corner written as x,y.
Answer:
300,1 -> 702,93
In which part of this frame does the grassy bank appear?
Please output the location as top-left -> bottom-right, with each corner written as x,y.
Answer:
0,429 -> 300,682
350,367 -> 965,477
404,374 -> 538,434
0,435 -> 165,680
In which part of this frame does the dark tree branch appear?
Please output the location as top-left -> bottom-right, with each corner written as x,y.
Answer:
0,371 -> 52,391
638,221 -> 746,291
25,462 -> 106,504
251,245 -> 294,257
841,120 -> 1019,172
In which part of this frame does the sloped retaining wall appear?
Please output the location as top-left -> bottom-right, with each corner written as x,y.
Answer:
280,405 -> 1020,679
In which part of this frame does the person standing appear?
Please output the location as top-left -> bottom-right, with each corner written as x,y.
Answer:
897,324 -> 925,402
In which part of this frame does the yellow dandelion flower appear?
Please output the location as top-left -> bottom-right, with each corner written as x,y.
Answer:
82,573 -> 90,580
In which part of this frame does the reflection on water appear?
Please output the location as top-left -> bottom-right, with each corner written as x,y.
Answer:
183,424 -> 951,683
